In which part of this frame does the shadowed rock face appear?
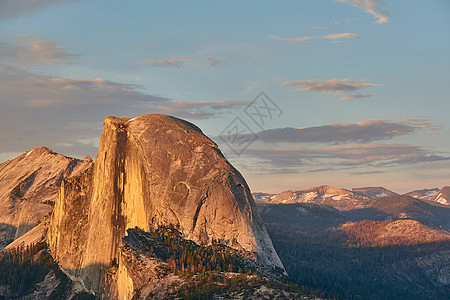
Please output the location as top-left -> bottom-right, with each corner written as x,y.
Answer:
48,114 -> 284,294
0,146 -> 92,249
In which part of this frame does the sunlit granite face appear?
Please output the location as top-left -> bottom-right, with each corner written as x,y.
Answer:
48,114 -> 284,295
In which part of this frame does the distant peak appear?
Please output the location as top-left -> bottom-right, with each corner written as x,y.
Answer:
33,146 -> 53,153
314,185 -> 342,192
18,146 -> 54,158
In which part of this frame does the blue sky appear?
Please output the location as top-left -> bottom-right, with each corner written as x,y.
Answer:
0,0 -> 449,193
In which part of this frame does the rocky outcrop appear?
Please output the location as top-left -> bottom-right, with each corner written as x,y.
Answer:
0,147 -> 91,249
430,186 -> 450,205
404,188 -> 439,201
103,230 -> 184,299
48,114 -> 284,295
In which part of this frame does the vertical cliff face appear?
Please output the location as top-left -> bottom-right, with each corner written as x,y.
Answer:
48,114 -> 284,294
0,147 -> 91,249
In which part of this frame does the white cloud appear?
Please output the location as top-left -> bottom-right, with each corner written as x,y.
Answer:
282,79 -> 376,94
140,56 -> 220,67
336,0 -> 389,24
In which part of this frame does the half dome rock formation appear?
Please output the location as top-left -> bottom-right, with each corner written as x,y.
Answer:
0,147 -> 92,249
47,114 -> 284,295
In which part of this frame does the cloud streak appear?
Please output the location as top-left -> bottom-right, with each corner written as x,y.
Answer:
0,35 -> 79,66
336,0 -> 389,24
282,79 -> 376,94
217,118 -> 440,146
0,65 -> 165,108
140,56 -> 220,68
322,33 -> 361,40
338,94 -> 371,101
254,119 -> 423,144
269,35 -> 315,44
270,33 -> 360,44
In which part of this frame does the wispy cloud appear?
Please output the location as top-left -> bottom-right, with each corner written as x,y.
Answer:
338,94 -> 371,101
349,170 -> 385,175
282,79 -> 376,94
401,118 -> 443,133
140,56 -> 220,68
0,65 -> 164,108
269,35 -> 315,44
270,32 -> 360,44
322,33 -> 361,40
0,0 -> 78,19
336,0 -> 389,24
312,26 -> 328,30
0,35 -> 79,66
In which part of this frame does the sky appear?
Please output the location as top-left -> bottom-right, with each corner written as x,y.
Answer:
0,0 -> 449,194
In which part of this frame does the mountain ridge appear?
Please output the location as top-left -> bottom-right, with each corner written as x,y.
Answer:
0,146 -> 92,249
253,184 -> 450,209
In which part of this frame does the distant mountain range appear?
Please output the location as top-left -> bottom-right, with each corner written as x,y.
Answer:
341,195 -> 450,229
257,194 -> 450,230
253,185 -> 450,209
